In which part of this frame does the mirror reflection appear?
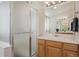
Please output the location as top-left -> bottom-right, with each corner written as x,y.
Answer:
45,1 -> 75,33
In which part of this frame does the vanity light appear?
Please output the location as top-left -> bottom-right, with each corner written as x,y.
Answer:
44,1 -> 65,7
44,2 -> 51,7
52,1 -> 56,5
48,3 -> 51,6
44,2 -> 49,4
58,1 -> 62,3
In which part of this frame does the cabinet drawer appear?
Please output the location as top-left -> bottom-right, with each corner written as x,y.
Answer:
63,43 -> 78,51
63,50 -> 78,57
46,40 -> 62,48
46,46 -> 62,57
38,39 -> 45,45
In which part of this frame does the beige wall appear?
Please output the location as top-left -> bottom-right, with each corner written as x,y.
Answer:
37,8 -> 45,35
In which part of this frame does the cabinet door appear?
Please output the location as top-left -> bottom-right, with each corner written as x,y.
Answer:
63,50 -> 78,57
46,46 -> 62,57
38,45 -> 45,57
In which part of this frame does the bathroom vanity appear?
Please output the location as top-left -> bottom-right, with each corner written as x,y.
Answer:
37,34 -> 79,57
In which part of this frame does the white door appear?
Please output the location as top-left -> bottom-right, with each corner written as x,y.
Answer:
12,2 -> 31,57
14,33 -> 30,57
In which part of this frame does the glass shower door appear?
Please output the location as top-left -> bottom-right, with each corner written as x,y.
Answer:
30,8 -> 37,56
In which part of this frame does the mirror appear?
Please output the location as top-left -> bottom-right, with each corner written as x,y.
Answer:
45,1 -> 74,33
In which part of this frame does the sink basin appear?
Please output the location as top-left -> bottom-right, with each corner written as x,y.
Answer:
54,35 -> 60,37
38,33 -> 74,41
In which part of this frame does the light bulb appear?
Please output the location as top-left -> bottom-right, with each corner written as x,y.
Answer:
44,2 -> 49,4
48,3 -> 50,6
52,1 -> 56,5
59,1 -> 61,3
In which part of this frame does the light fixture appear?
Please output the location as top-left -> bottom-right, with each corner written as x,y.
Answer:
59,1 -> 62,3
44,1 -> 49,4
47,3 -> 51,6
52,1 -> 56,5
44,1 -> 66,7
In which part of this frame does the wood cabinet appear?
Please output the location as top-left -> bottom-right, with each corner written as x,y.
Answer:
46,46 -> 62,57
37,39 -> 45,57
46,40 -> 62,57
63,50 -> 78,57
38,45 -> 45,57
63,43 -> 79,57
63,43 -> 78,51
46,40 -> 62,48
38,39 -> 79,57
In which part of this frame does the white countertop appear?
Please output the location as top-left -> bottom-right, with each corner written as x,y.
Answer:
37,33 -> 79,44
0,41 -> 11,48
